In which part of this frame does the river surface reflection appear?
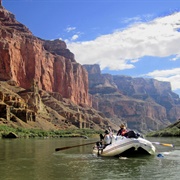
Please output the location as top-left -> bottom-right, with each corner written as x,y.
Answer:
0,137 -> 180,180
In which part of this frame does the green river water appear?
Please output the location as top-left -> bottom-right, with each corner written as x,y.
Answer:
0,137 -> 180,180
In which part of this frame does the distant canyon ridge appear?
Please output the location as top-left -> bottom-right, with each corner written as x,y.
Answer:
84,64 -> 180,131
0,5 -> 180,132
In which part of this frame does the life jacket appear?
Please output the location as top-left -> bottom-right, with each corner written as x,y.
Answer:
121,129 -> 128,136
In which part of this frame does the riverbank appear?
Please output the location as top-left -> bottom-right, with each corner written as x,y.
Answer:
146,120 -> 180,137
0,125 -> 102,138
2,119 -> 180,138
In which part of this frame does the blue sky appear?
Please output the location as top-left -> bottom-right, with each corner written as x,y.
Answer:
3,0 -> 180,96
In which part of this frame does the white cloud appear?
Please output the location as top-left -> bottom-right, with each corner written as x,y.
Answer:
145,68 -> 180,91
71,34 -> 79,41
65,26 -> 76,32
67,12 -> 180,92
67,12 -> 180,70
122,16 -> 142,24
122,14 -> 155,24
170,54 -> 180,61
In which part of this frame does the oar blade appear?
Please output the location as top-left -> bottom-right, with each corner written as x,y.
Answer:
152,142 -> 174,147
55,146 -> 72,151
160,143 -> 174,147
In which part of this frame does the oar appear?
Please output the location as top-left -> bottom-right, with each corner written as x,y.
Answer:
55,141 -> 97,152
151,142 -> 174,147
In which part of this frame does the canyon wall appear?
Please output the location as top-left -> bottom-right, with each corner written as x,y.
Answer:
0,6 -> 90,106
84,64 -> 180,131
0,5 -> 117,131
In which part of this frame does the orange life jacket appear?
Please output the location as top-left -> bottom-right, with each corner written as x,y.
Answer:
121,129 -> 127,136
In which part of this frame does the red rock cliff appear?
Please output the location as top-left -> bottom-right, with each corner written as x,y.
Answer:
0,6 -> 91,106
84,64 -> 180,131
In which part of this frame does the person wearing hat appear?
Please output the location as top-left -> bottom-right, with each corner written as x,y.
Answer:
117,124 -> 128,136
103,129 -> 112,147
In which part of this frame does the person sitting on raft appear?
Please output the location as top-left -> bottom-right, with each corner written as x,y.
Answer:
117,124 -> 128,136
103,129 -> 112,146
98,129 -> 112,148
117,124 -> 142,138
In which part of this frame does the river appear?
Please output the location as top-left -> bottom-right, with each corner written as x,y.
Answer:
0,137 -> 180,180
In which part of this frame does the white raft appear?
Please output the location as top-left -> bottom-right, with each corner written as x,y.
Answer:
93,136 -> 156,157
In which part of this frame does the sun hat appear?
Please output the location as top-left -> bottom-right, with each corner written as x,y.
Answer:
120,124 -> 126,128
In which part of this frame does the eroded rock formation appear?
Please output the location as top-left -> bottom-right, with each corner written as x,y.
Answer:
0,5 -> 90,106
0,80 -> 116,130
84,64 -> 180,131
0,5 -> 116,131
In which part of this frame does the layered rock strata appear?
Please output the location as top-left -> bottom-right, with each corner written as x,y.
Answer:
84,64 -> 180,131
0,80 -> 116,130
0,5 -> 90,106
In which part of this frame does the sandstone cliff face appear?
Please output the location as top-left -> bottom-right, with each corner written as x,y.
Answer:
113,75 -> 180,122
0,6 -> 90,106
84,64 -> 180,131
0,5 -> 118,131
0,80 -> 116,130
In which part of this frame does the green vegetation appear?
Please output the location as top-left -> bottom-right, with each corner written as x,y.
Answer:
0,125 -> 103,138
146,126 -> 180,137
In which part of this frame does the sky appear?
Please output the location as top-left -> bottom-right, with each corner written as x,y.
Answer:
3,0 -> 180,96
